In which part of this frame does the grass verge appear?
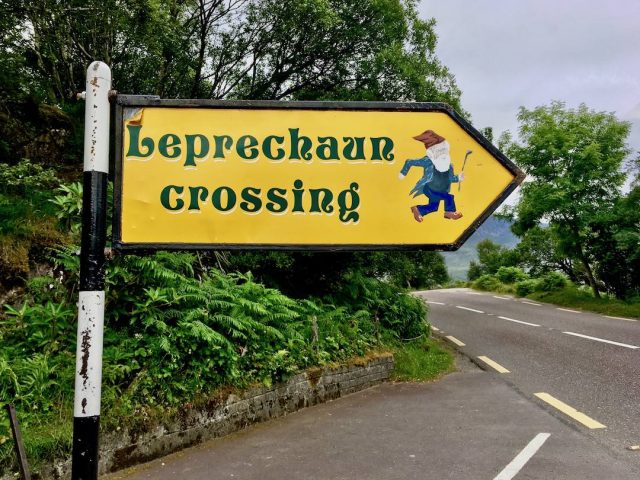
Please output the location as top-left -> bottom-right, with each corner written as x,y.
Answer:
0,415 -> 72,476
391,336 -> 455,382
469,283 -> 640,320
527,287 -> 640,319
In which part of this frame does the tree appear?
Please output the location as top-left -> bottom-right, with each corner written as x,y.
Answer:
514,225 -> 576,280
467,239 -> 518,281
369,251 -> 449,289
5,0 -> 462,108
628,152 -> 640,188
467,261 -> 483,281
507,102 -> 631,297
587,187 -> 640,299
1,0 -> 460,292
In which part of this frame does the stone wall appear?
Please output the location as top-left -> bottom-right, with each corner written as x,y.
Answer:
20,353 -> 393,479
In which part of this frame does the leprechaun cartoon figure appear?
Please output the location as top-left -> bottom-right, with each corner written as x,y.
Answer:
399,130 -> 464,222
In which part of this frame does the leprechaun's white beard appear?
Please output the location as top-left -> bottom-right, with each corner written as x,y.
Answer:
427,140 -> 451,172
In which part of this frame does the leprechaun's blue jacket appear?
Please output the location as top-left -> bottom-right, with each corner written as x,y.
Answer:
400,157 -> 460,197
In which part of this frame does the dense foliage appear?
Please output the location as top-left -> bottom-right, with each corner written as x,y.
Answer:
500,102 -> 639,300
0,161 -> 435,472
0,1 -> 462,472
1,0 -> 455,303
227,250 -> 449,298
0,161 -> 66,283
469,235 -> 640,314
469,103 -> 639,301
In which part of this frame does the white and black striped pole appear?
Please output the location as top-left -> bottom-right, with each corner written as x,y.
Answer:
72,61 -> 111,480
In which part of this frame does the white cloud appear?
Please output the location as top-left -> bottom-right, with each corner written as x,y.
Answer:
419,0 -> 640,153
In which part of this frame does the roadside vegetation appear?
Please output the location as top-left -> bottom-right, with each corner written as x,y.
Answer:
465,102 -> 640,318
391,337 -> 455,382
3,0 -> 637,475
470,261 -> 640,319
0,168 -> 452,473
0,1 -> 456,474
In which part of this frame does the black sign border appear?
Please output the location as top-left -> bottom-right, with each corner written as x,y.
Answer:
113,96 -> 525,253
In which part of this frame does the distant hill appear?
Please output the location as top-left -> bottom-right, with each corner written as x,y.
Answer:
443,216 -> 519,280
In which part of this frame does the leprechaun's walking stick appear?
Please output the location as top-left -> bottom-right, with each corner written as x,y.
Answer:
458,150 -> 473,191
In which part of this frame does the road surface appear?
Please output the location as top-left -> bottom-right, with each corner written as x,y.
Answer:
107,356 -> 638,480
419,288 -> 640,463
108,288 -> 640,479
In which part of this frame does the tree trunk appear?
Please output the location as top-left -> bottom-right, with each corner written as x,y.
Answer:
577,248 -> 600,298
567,221 -> 601,299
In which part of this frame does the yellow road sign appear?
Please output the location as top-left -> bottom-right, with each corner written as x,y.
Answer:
113,98 -> 524,251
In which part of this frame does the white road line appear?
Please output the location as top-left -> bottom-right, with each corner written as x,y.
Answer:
535,393 -> 606,429
426,301 -> 446,305
557,307 -> 581,313
493,433 -> 551,480
562,331 -> 639,349
431,326 -> 440,332
455,305 -> 485,314
445,335 -> 465,347
521,301 -> 541,306
477,356 -> 510,373
466,291 -> 484,295
493,295 -> 510,300
498,316 -> 541,327
604,315 -> 638,322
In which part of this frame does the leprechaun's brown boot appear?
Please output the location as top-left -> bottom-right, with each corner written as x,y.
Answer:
411,206 -> 423,222
444,211 -> 463,220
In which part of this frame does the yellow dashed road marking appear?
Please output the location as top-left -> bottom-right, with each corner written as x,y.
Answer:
534,393 -> 606,429
478,356 -> 510,373
604,315 -> 637,322
557,307 -> 581,313
445,335 -> 465,347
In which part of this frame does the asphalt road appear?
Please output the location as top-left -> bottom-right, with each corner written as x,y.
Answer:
418,288 -> 640,463
106,287 -> 640,480
108,355 -> 639,480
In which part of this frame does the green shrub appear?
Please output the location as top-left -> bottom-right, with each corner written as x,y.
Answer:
49,182 -> 83,233
0,247 -> 436,471
0,162 -> 67,287
48,182 -> 114,237
467,261 -> 483,281
0,159 -> 58,196
472,274 -> 501,291
496,266 -> 528,284
515,279 -> 538,297
527,285 -> 640,318
330,272 -> 427,341
380,291 -> 428,340
536,272 -> 568,292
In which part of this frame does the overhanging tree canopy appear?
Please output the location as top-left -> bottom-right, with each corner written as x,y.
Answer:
506,101 -> 631,297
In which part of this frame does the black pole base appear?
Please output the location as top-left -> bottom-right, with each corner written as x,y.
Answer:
71,416 -> 100,480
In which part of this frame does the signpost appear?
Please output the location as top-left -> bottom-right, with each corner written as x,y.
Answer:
113,97 -> 524,251
72,62 -> 524,479
72,62 -> 110,480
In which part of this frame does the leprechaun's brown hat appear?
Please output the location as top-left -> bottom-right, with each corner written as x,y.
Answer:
413,130 -> 445,149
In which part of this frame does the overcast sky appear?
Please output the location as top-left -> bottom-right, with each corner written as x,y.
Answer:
419,0 -> 640,160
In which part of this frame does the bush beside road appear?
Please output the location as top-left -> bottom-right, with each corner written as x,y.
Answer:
469,268 -> 640,319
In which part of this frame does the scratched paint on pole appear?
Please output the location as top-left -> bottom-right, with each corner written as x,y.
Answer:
114,100 -> 523,250
74,291 -> 104,417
